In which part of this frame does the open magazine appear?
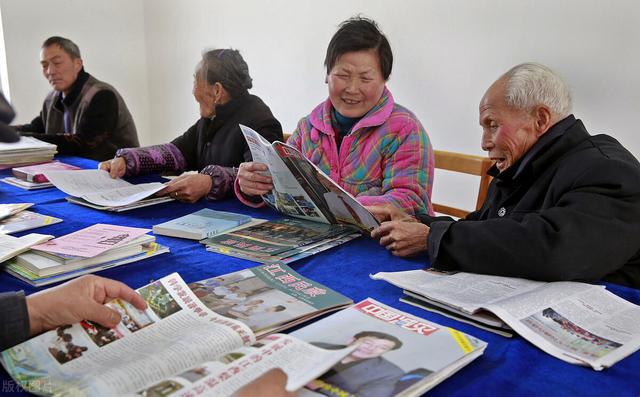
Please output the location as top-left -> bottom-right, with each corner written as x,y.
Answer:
371,269 -> 640,370
1,272 -> 353,396
240,125 -> 379,232
43,169 -> 173,211
291,298 -> 487,397
188,263 -> 353,336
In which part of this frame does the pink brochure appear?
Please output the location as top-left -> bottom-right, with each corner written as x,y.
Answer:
31,223 -> 150,258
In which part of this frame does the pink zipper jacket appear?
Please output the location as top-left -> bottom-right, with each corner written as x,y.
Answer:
236,87 -> 434,215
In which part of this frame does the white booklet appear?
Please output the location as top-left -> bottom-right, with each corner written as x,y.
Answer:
372,269 -> 640,370
240,124 -> 379,233
44,169 -> 171,209
0,233 -> 52,262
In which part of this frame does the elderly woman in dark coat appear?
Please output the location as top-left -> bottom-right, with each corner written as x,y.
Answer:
100,48 -> 283,202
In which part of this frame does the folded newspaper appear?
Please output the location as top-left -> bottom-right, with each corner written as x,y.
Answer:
372,269 -> 640,370
240,124 -> 379,232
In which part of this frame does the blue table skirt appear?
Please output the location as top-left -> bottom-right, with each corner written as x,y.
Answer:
0,156 -> 638,397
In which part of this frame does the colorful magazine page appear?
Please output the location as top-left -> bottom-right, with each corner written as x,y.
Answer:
189,263 -> 353,336
31,223 -> 151,258
291,298 -> 487,397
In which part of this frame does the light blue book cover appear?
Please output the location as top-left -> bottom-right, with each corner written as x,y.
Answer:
153,209 -> 252,239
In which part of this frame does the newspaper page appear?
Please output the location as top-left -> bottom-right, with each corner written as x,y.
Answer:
240,124 -> 331,224
132,334 -> 355,396
372,269 -> 640,370
485,282 -> 640,370
44,169 -> 166,207
291,298 -> 486,397
1,273 -> 255,396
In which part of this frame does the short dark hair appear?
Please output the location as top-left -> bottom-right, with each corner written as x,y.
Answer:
42,36 -> 81,59
198,48 -> 253,98
324,16 -> 393,80
353,331 -> 403,350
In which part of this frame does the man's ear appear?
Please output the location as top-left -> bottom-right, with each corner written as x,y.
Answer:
324,75 -> 328,84
73,58 -> 83,73
533,105 -> 553,137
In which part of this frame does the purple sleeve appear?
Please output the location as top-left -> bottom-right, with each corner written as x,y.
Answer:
199,165 -> 238,201
116,143 -> 188,177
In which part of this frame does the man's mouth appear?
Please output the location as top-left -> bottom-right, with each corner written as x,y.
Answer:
492,157 -> 507,170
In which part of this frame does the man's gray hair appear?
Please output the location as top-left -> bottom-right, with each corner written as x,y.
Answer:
42,36 -> 81,59
504,62 -> 572,118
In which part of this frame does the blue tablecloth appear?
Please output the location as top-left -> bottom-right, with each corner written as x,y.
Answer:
0,156 -> 639,396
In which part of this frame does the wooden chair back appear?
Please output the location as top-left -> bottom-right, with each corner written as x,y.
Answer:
433,150 -> 493,218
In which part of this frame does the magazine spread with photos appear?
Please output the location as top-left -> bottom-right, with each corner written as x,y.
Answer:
202,217 -> 360,264
372,269 -> 640,370
0,273 -> 353,397
240,124 -> 379,232
188,263 -> 353,336
291,298 -> 487,397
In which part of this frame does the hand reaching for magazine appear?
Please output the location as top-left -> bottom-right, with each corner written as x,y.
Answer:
160,174 -> 212,203
99,157 -> 127,179
371,221 -> 430,257
237,162 -> 273,196
26,275 -> 147,336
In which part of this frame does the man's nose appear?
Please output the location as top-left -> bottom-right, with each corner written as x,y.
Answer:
481,130 -> 493,151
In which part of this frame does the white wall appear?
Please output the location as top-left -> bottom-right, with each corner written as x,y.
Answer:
0,0 -> 151,145
2,0 -> 640,211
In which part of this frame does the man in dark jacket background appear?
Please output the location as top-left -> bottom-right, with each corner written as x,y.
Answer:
370,62 -> 640,288
14,36 -> 139,161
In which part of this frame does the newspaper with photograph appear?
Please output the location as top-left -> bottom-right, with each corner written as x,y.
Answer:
291,298 -> 487,397
189,263 -> 353,336
372,269 -> 640,370
0,272 -> 353,397
240,124 -> 379,232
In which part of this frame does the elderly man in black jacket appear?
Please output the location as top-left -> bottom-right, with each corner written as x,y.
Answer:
371,62 -> 640,288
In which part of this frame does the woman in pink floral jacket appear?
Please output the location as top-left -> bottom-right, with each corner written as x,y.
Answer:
236,16 -> 433,216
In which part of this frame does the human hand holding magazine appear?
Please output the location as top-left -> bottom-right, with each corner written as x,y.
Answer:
240,125 -> 379,233
0,268 -> 354,396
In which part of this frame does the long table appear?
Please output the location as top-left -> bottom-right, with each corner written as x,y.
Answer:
0,156 -> 638,396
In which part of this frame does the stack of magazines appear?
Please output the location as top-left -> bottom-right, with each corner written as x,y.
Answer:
0,136 -> 56,169
2,160 -> 81,190
201,217 -> 360,264
5,224 -> 169,286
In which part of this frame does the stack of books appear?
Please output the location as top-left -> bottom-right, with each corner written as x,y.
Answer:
201,217 -> 360,264
5,224 -> 169,286
2,161 -> 81,190
0,136 -> 57,170
153,208 -> 253,240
